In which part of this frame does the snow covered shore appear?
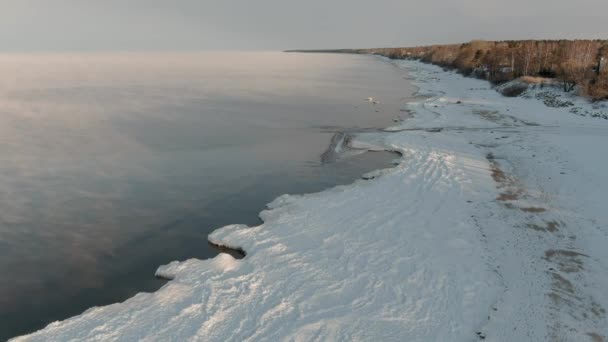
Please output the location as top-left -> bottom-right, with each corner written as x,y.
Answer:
14,60 -> 608,341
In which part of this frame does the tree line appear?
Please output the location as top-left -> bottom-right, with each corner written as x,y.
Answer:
359,40 -> 608,100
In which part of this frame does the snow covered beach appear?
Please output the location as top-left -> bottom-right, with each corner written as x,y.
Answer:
14,59 -> 608,341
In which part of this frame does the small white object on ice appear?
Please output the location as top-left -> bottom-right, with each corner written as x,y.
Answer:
16,58 -> 608,342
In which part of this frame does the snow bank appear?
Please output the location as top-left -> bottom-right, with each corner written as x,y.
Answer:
387,60 -> 608,340
14,59 -> 608,341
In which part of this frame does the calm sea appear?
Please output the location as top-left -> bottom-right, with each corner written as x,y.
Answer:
0,51 -> 415,339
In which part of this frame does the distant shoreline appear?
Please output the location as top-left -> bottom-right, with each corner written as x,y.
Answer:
284,49 -> 363,54
287,39 -> 608,102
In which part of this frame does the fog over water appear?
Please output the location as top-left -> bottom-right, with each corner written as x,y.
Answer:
0,0 -> 604,340
0,52 -> 416,339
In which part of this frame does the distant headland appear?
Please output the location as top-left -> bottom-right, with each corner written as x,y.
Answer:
287,40 -> 608,100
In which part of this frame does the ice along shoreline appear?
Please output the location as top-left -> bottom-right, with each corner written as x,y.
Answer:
14,58 -> 608,341
0,51 -> 414,341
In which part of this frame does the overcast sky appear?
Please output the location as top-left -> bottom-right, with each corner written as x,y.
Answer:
1,0 -> 607,51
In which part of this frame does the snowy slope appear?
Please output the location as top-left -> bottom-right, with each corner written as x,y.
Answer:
14,60 -> 608,342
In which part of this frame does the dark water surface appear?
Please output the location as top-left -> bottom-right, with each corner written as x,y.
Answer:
0,52 -> 415,339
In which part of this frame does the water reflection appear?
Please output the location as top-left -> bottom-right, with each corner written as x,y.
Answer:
0,52 -> 415,339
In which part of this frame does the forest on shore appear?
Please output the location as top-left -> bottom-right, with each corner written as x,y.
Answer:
336,40 -> 608,100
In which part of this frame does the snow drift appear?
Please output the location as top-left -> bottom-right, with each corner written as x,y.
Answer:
14,59 -> 608,342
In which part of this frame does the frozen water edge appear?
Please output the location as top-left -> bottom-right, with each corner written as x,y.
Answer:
14,60 -> 608,341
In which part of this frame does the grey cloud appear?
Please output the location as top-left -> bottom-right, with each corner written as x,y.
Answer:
0,0 -> 606,51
